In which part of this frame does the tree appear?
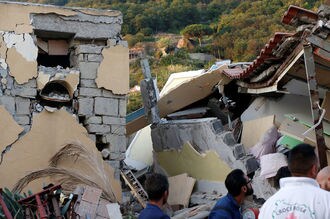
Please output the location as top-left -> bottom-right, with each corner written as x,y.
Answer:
181,24 -> 213,46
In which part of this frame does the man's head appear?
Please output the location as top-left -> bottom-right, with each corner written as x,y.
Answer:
144,173 -> 169,204
225,169 -> 253,198
316,166 -> 330,191
288,144 -> 319,178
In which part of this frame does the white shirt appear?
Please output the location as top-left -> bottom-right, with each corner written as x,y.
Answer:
259,177 -> 330,219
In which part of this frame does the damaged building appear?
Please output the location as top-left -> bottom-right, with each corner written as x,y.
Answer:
124,3 -> 330,217
0,1 -> 129,215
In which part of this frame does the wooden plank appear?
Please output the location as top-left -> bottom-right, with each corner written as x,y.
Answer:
241,115 -> 275,149
48,40 -> 68,55
168,173 -> 196,208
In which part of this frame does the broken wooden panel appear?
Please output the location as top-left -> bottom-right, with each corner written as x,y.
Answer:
0,109 -> 122,202
168,173 -> 196,208
241,115 -> 275,149
7,47 -> 37,84
127,65 -> 230,135
0,106 -> 23,152
155,142 -> 231,182
95,45 -> 129,95
48,40 -> 68,55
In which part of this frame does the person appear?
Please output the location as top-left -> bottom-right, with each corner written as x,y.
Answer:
138,173 -> 170,219
273,166 -> 291,189
316,165 -> 330,191
259,144 -> 330,218
209,169 -> 254,219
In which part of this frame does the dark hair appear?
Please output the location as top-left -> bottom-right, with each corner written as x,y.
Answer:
274,166 -> 291,188
288,144 -> 317,175
144,173 -> 169,201
225,169 -> 247,197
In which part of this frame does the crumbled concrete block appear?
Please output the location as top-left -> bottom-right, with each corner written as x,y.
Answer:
232,143 -> 245,159
0,95 -> 15,114
76,45 -> 104,54
15,97 -> 30,115
103,116 -> 125,125
118,98 -> 126,117
106,134 -> 127,152
79,87 -> 102,97
14,115 -> 30,125
11,87 -> 37,98
221,132 -> 236,146
88,54 -> 103,62
79,62 -> 99,79
111,125 -> 126,135
6,76 -> 13,90
85,116 -> 102,124
86,124 -> 110,134
80,79 -> 97,88
94,97 -> 118,116
78,98 -> 94,115
102,89 -> 117,98
101,148 -> 111,159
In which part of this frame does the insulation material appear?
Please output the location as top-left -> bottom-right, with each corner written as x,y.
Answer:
250,126 -> 279,159
0,106 -> 24,152
241,115 -> 275,149
7,47 -> 37,84
155,142 -> 231,181
124,125 -> 153,170
168,173 -> 196,208
0,109 -> 122,202
96,45 -> 129,94
0,3 -> 76,33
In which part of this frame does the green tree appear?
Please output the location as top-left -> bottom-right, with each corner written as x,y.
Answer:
181,24 -> 213,46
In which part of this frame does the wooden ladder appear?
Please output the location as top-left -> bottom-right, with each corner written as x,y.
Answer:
121,170 -> 148,208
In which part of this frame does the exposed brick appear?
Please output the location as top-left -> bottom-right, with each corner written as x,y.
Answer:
76,45 -> 103,54
85,116 -> 102,124
86,124 -> 110,134
109,152 -> 125,160
94,97 -> 118,116
78,98 -> 94,115
80,79 -> 97,88
106,134 -> 127,152
15,97 -> 30,115
79,87 -> 102,97
79,62 -> 99,79
14,115 -> 30,125
102,89 -> 117,98
118,98 -> 126,117
11,87 -> 37,98
103,116 -> 125,125
88,54 -> 103,62
111,125 -> 126,135
0,95 -> 15,114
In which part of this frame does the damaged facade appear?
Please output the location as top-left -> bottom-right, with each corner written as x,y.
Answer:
0,0 -> 128,204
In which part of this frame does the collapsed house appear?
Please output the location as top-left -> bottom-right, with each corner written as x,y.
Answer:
125,4 -> 330,217
0,1 -> 129,217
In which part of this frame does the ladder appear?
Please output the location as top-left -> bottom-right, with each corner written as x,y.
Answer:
121,170 -> 148,208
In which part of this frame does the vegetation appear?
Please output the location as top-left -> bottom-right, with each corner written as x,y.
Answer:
9,0 -> 323,112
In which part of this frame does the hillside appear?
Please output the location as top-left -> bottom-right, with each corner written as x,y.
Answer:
7,0 -> 324,112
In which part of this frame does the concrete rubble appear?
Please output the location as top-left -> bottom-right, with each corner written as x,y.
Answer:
123,3 -> 330,218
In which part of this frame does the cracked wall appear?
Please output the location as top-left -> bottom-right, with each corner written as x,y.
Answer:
0,1 -> 128,189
